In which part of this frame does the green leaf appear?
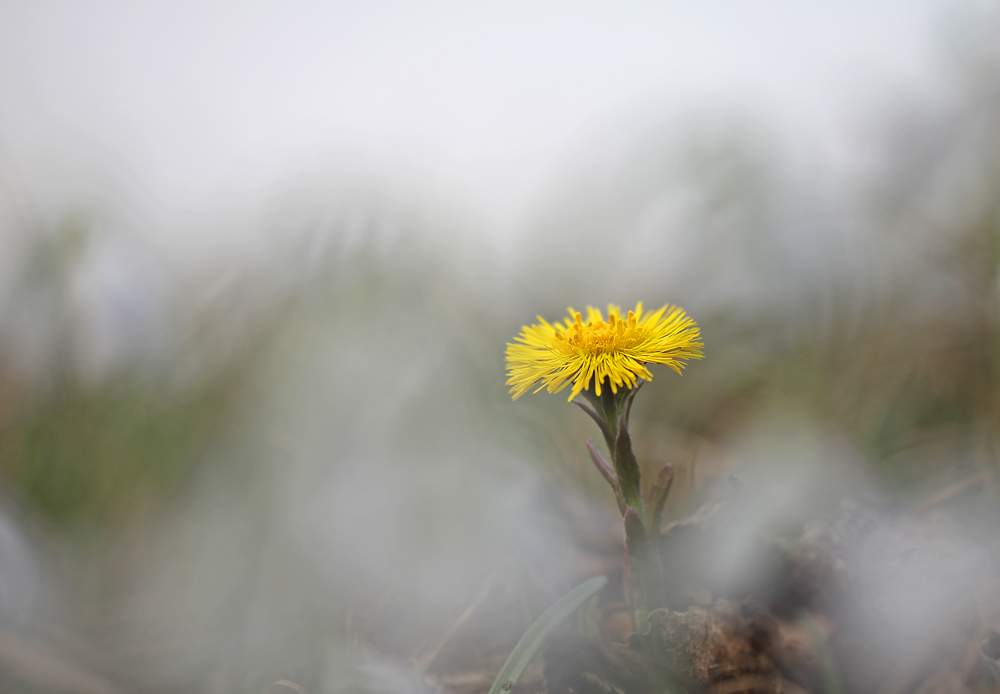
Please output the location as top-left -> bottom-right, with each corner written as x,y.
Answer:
487,576 -> 607,694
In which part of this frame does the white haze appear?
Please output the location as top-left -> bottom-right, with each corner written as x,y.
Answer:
0,0 -> 953,254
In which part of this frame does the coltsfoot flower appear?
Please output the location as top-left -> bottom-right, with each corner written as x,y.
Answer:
506,302 -> 703,401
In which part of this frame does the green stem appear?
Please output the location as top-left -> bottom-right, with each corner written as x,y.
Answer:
624,509 -> 653,634
582,383 -> 656,631
613,420 -> 646,526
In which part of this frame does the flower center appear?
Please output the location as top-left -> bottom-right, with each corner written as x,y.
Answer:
553,310 -> 648,355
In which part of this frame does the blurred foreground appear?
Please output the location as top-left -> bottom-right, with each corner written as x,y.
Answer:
1,14 -> 1000,694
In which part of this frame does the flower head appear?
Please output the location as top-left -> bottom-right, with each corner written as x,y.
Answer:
506,302 -> 703,401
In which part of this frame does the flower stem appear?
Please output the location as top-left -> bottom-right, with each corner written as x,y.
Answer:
584,387 -> 646,524
580,384 -> 658,632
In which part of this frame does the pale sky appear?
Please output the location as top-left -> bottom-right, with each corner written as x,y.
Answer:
0,0 -> 963,250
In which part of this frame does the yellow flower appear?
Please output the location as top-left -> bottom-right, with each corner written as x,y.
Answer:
506,302 -> 703,401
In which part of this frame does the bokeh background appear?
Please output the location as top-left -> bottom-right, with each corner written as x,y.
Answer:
1,1 -> 1000,692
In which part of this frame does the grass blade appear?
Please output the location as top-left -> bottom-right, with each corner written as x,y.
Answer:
487,576 -> 607,694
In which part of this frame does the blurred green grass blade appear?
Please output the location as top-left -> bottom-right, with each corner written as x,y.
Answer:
488,576 -> 607,694
982,630 -> 1000,686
